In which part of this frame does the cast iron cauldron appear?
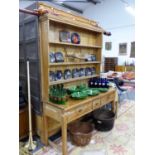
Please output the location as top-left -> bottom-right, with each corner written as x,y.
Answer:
93,109 -> 115,131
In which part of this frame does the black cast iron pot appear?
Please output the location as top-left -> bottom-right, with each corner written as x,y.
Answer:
93,109 -> 115,131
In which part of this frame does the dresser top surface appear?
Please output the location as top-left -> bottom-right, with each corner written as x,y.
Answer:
46,88 -> 116,111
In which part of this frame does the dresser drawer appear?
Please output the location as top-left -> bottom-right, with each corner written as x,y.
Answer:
92,99 -> 101,110
45,104 -> 62,121
101,92 -> 115,106
67,102 -> 92,122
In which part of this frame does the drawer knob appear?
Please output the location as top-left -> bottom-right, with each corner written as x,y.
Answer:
78,109 -> 83,113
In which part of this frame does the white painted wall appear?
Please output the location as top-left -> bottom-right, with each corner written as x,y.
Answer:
83,0 -> 135,65
19,1 -> 81,15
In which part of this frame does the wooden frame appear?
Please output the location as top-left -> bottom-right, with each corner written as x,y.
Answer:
119,43 -> 127,55
105,42 -> 112,51
130,41 -> 135,58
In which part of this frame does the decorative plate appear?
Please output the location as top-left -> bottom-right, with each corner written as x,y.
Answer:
55,70 -> 63,80
98,88 -> 109,92
55,52 -> 64,62
72,68 -> 79,78
59,30 -> 71,42
49,71 -> 55,81
91,54 -> 96,61
49,52 -> 55,63
71,91 -> 88,99
85,55 -> 92,61
91,67 -> 96,75
85,67 -> 92,76
83,89 -> 100,96
71,32 -> 80,44
79,68 -> 85,77
77,84 -> 87,90
68,86 -> 78,93
91,88 -> 109,93
64,69 -> 72,79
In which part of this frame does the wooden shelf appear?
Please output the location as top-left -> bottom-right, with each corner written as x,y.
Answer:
49,41 -> 102,48
49,74 -> 99,85
49,61 -> 101,66
45,15 -> 104,33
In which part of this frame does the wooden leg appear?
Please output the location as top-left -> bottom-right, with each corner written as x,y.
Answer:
115,101 -> 118,118
111,100 -> 115,113
41,115 -> 49,145
61,117 -> 68,155
112,100 -> 118,119
115,89 -> 119,118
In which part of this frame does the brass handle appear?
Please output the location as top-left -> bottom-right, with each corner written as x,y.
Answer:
95,102 -> 99,105
78,109 -> 83,113
107,95 -> 111,100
